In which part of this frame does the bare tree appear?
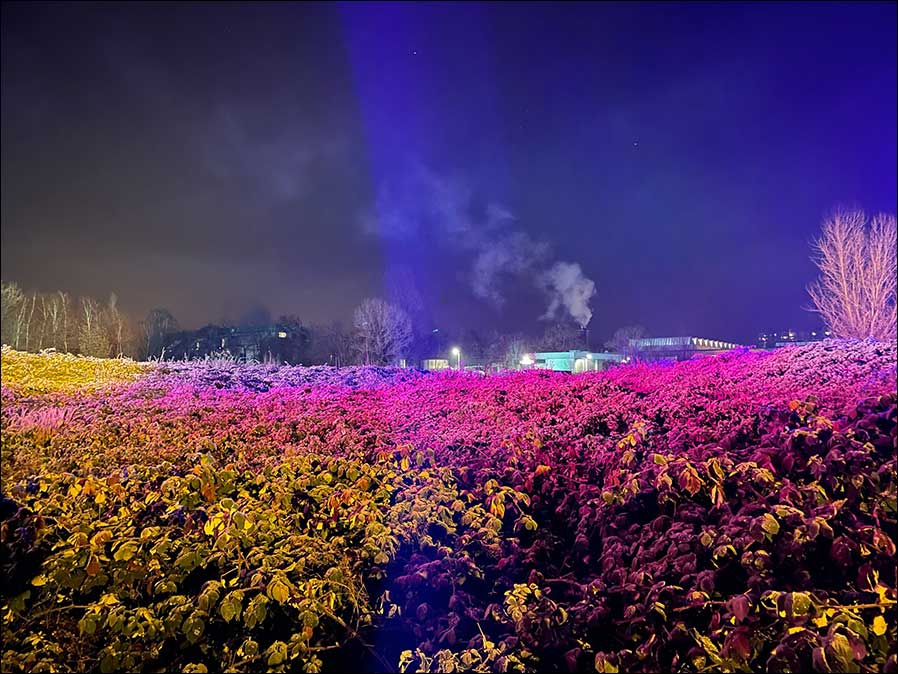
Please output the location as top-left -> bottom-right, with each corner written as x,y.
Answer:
23,292 -> 38,352
140,308 -> 179,359
1,281 -> 25,347
352,298 -> 413,365
79,296 -> 111,357
309,321 -> 356,366
482,332 -> 529,369
13,293 -> 29,349
2,283 -> 135,355
537,320 -> 584,351
605,325 -> 648,359
58,291 -> 72,353
807,208 -> 897,340
37,293 -> 50,350
503,337 -> 529,369
106,293 -> 129,357
42,292 -> 64,352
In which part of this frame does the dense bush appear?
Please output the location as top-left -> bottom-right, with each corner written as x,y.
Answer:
149,359 -> 427,392
0,346 -> 148,395
1,341 -> 896,672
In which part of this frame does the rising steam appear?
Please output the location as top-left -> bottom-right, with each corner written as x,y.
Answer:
539,261 -> 596,328
363,166 -> 595,327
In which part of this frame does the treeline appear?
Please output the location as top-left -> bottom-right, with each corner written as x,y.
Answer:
1,280 -> 627,366
1,282 -> 137,358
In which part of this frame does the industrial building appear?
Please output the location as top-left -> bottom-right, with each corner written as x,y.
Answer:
524,350 -> 626,372
421,336 -> 742,374
421,358 -> 451,371
628,336 -> 742,362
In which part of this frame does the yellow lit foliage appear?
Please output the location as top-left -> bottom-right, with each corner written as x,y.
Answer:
0,346 -> 149,394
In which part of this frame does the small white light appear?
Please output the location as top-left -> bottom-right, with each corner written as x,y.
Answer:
520,355 -> 534,366
277,331 -> 287,339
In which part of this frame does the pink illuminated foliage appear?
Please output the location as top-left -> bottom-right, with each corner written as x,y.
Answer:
1,340 -> 896,672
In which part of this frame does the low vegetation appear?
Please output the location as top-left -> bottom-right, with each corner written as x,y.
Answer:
1,341 -> 895,672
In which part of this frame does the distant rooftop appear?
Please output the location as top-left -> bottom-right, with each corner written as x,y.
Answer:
630,336 -> 742,350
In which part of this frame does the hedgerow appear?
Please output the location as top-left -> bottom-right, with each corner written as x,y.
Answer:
1,341 -> 896,672
0,346 -> 149,395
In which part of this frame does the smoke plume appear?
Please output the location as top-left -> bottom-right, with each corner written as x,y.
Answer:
363,166 -> 595,326
539,262 -> 596,328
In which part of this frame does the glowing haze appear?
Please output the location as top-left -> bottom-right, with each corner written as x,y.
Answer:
1,2 -> 895,343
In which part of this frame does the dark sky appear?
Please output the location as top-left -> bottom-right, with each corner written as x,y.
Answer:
2,1 -> 896,344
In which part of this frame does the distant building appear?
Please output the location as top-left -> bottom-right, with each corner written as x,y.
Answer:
757,329 -> 831,349
163,324 -> 303,362
525,350 -> 626,373
421,359 -> 494,374
629,336 -> 742,362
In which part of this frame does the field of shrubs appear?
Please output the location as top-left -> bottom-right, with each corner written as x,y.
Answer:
1,341 -> 896,673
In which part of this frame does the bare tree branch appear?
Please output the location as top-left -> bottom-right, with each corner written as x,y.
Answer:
352,298 -> 413,365
807,208 -> 897,340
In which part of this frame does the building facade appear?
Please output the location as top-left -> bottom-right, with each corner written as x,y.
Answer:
756,329 -> 831,349
527,350 -> 626,373
628,336 -> 742,362
163,324 -> 306,363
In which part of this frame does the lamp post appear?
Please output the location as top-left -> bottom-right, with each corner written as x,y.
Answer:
451,346 -> 461,371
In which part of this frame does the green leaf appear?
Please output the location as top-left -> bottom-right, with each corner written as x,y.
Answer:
232,511 -> 251,530
99,653 -> 119,673
760,513 -> 780,537
198,582 -> 222,612
594,653 -> 619,673
692,630 -> 723,664
182,611 -> 206,644
220,591 -> 243,623
113,541 -> 138,562
238,639 -> 259,658
791,592 -> 811,616
244,595 -> 268,629
266,576 -> 292,604
829,633 -> 854,668
267,641 -> 288,667
78,614 -> 98,635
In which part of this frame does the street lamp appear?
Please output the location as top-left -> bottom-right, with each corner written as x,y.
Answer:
520,354 -> 534,367
451,346 -> 461,370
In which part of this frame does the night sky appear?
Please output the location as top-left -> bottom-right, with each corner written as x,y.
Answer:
2,1 -> 896,344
